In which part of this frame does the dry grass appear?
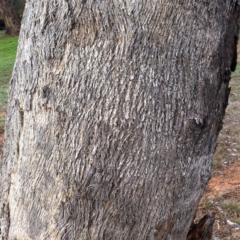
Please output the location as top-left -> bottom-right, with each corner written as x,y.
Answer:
212,53 -> 240,174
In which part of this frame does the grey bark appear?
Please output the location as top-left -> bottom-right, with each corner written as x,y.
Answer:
0,0 -> 21,35
1,1 -> 239,239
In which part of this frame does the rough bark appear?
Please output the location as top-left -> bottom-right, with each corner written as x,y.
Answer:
0,1 -> 239,239
186,213 -> 215,240
0,0 -> 21,35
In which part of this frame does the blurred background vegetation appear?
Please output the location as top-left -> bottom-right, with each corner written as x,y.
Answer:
11,0 -> 26,18
0,0 -> 26,23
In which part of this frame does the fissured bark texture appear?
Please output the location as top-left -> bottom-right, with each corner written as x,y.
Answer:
1,1 -> 239,239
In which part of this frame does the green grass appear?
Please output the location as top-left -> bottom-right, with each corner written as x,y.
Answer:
0,117 -> 4,129
221,199 -> 240,212
234,218 -> 240,225
232,63 -> 240,76
0,30 -> 18,111
201,198 -> 214,210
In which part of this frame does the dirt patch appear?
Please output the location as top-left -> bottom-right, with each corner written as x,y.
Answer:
0,111 -> 6,117
206,162 -> 240,200
0,132 -> 4,152
197,165 -> 240,239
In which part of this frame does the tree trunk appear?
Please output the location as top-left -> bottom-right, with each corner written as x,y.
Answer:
0,1 -> 239,239
0,0 -> 21,35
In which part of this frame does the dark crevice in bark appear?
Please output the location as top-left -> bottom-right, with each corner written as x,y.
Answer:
186,213 -> 215,240
230,35 -> 239,72
1,203 -> 10,240
19,109 -> 24,128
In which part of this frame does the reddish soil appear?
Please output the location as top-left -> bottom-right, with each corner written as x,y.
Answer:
0,132 -> 4,151
206,163 -> 240,200
199,164 -> 240,239
0,111 -> 5,117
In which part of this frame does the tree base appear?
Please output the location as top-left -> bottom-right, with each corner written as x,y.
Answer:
186,213 -> 215,240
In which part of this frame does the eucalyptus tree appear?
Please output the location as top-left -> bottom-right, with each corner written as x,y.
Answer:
0,0 -> 21,35
1,1 -> 239,239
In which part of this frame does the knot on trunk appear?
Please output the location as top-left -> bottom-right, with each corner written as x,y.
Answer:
186,212 -> 215,240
